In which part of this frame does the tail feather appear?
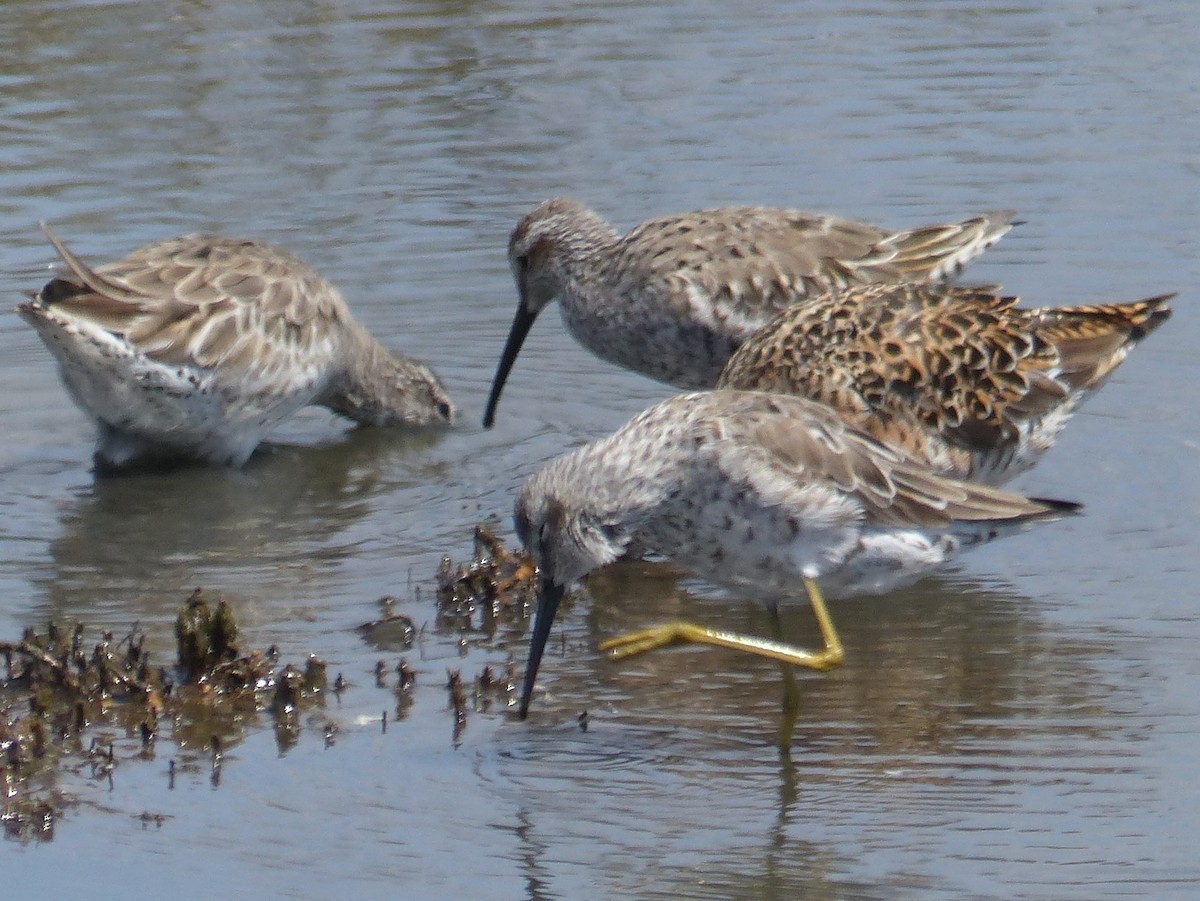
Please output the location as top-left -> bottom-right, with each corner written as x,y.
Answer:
38,222 -> 149,305
1026,497 -> 1084,519
884,210 -> 1018,281
1040,293 -> 1174,392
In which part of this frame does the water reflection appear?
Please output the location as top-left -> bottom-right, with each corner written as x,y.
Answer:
489,561 -> 1146,897
526,561 -> 1125,751
30,425 -> 450,632
0,0 -> 1196,893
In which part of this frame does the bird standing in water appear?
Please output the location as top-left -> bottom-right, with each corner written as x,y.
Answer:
20,224 -> 455,470
514,390 -> 1078,752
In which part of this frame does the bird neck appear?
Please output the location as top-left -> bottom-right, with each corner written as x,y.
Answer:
319,325 -> 404,424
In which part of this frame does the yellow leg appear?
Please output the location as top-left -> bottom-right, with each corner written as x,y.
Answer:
598,577 -> 845,673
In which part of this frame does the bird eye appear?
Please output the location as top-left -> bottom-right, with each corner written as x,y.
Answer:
436,401 -> 452,420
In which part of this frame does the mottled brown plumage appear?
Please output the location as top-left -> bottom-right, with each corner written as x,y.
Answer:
19,225 -> 455,469
515,389 -> 1079,730
484,199 -> 1016,426
718,283 -> 1173,483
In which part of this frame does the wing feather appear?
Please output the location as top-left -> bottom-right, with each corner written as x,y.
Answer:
32,225 -> 348,388
719,284 -> 1173,468
703,391 -> 1066,530
615,207 -> 1014,332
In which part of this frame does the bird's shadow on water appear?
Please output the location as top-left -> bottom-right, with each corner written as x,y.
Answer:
518,556 -> 1140,762
21,422 -> 455,628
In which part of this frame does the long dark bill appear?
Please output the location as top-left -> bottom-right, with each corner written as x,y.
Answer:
518,576 -> 565,718
482,303 -> 539,429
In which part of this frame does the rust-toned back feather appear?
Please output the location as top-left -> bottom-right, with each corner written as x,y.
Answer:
718,284 -> 1174,482
484,199 -> 1018,425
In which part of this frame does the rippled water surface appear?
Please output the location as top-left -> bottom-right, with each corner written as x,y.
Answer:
1,1 -> 1198,897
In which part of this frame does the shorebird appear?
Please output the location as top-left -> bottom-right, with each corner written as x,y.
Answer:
483,198 -> 1015,426
514,390 -> 1078,751
19,224 -> 455,470
718,284 -> 1174,484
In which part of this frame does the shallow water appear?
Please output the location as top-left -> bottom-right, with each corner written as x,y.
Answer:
1,0 -> 1199,897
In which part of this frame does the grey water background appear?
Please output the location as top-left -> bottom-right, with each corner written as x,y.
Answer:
1,0 -> 1198,897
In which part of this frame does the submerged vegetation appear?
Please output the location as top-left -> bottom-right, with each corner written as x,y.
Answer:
0,526 -> 534,843
436,524 -> 538,636
0,589 -> 331,842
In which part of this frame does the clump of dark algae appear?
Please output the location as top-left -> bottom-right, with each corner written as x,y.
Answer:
435,524 -> 538,639
425,524 -> 533,734
2,536 -> 547,843
0,588 -> 333,843
366,524 -> 534,740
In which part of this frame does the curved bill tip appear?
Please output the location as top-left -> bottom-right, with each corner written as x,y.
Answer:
518,577 -> 565,719
483,304 -> 539,430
